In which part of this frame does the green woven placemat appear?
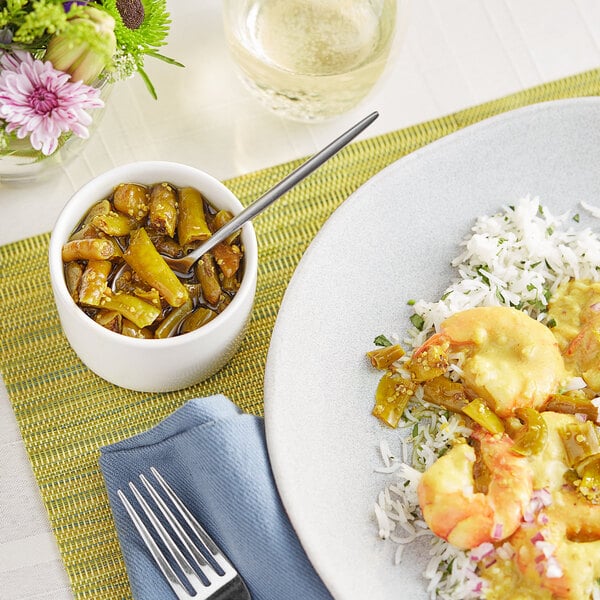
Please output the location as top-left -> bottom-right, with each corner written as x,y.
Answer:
1,68 -> 600,598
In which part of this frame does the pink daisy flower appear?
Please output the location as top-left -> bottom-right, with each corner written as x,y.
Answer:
0,51 -> 104,156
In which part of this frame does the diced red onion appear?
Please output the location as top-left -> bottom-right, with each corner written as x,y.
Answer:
534,488 -> 552,507
563,376 -> 587,391
525,489 -> 552,523
495,542 -> 515,560
492,523 -> 504,540
524,500 -> 541,522
470,541 -> 494,561
535,539 -> 556,558
530,531 -> 545,544
545,557 -> 564,579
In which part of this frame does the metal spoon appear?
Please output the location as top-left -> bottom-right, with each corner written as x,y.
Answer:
162,111 -> 379,275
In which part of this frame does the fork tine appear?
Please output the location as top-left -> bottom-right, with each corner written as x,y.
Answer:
149,467 -> 235,576
129,480 -> 215,590
118,488 -> 193,600
139,473 -> 223,586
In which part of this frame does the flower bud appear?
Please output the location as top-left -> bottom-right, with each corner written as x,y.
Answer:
44,6 -> 116,84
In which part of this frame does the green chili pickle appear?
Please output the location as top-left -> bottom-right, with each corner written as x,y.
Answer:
61,182 -> 244,339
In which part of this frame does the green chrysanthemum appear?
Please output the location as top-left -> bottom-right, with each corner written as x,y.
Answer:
102,0 -> 181,97
104,0 -> 170,57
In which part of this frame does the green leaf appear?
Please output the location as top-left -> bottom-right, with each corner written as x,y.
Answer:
145,49 -> 185,68
136,65 -> 157,99
373,335 -> 392,347
410,313 -> 425,331
475,266 -> 490,286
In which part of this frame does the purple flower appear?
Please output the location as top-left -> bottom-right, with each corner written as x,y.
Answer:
0,51 -> 104,155
63,1 -> 90,11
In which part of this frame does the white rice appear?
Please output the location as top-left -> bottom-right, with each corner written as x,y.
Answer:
409,195 -> 600,347
374,195 -> 600,598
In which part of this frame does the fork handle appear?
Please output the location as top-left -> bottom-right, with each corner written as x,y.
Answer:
211,575 -> 252,600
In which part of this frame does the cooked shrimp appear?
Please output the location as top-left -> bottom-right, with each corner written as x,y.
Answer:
417,427 -> 533,550
412,306 -> 566,417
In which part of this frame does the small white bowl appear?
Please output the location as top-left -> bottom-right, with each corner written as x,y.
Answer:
49,161 -> 257,392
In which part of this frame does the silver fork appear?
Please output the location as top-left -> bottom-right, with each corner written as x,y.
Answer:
118,467 -> 251,600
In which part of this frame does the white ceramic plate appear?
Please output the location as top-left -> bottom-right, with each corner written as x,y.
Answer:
263,98 -> 600,599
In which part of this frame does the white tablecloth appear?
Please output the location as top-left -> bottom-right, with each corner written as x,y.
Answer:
1,1 -> 599,598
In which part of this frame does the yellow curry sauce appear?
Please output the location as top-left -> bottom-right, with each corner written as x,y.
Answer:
549,279 -> 600,393
481,559 -> 553,600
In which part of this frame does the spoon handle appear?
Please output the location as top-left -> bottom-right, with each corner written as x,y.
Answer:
183,111 -> 379,263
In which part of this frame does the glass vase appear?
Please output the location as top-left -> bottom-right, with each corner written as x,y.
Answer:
0,78 -> 112,184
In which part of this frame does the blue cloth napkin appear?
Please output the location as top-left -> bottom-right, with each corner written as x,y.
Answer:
99,395 -> 333,600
